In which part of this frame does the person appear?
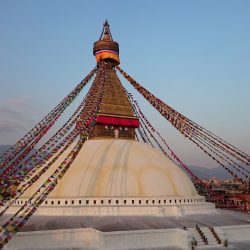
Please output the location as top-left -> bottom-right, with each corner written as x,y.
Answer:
114,129 -> 119,139
205,237 -> 208,245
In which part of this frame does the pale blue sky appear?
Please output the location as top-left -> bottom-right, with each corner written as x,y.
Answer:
0,0 -> 249,168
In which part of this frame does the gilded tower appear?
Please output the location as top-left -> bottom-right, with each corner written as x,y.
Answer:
89,21 -> 139,139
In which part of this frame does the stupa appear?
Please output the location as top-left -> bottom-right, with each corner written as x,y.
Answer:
7,20 -> 210,217
2,21 -> 250,250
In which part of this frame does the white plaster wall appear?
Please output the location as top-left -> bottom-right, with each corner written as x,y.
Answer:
4,225 -> 250,250
6,202 -> 215,217
217,225 -> 250,242
4,228 -> 191,250
180,203 -> 216,215
103,229 -> 190,250
4,228 -> 103,250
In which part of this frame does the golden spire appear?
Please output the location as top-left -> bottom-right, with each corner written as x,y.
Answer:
89,22 -> 139,140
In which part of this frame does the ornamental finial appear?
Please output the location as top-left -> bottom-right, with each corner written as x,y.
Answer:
99,20 -> 113,41
93,21 -> 120,65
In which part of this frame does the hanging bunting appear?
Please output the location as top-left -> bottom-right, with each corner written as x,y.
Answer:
116,66 -> 250,181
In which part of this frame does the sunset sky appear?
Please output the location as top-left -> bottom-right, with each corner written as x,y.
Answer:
0,0 -> 249,168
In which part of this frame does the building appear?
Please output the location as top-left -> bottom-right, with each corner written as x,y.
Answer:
206,178 -> 250,213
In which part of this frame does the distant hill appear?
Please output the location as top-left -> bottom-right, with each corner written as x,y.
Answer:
188,165 -> 231,180
0,145 -> 39,174
0,145 -> 11,157
0,145 -> 232,180
0,145 -> 39,158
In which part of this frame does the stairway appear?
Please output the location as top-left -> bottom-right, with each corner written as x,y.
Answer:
188,225 -> 223,248
201,227 -> 219,245
188,228 -> 204,246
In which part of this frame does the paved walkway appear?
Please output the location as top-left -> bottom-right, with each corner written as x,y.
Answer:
1,209 -> 247,232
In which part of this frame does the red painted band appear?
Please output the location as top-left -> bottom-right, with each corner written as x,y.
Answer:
96,115 -> 139,128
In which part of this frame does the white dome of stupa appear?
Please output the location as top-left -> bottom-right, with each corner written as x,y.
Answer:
23,139 -> 198,198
